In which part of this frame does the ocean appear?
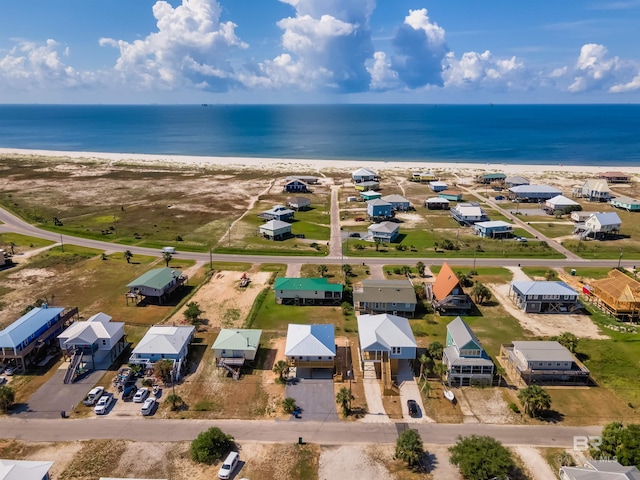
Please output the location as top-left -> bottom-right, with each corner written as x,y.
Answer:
0,104 -> 638,166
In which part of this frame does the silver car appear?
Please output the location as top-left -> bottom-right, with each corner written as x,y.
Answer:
141,397 -> 156,416
133,388 -> 150,403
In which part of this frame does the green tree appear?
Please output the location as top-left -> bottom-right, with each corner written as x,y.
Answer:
416,261 -> 425,277
433,362 -> 448,382
556,332 -> 579,353
282,397 -> 297,414
471,282 -> 492,304
272,360 -> 289,383
592,422 -> 640,466
433,241 -> 439,252
395,429 -> 424,470
184,301 -> 204,326
518,385 -> 552,418
401,265 -> 412,277
418,353 -> 433,380
123,250 -> 133,263
162,251 -> 172,267
336,386 -> 354,417
428,341 -> 443,360
190,427 -> 235,464
342,264 -> 353,277
374,238 -> 381,251
8,242 -> 15,255
318,264 -> 328,277
449,435 -> 515,480
154,359 -> 174,384
544,269 -> 557,281
0,385 -> 15,412
165,393 -> 184,411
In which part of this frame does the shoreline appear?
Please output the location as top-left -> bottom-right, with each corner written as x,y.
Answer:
1,147 -> 640,177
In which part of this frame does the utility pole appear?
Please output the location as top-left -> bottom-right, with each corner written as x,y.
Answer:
618,248 -> 623,269
209,247 -> 213,271
228,220 -> 231,248
60,233 -> 64,252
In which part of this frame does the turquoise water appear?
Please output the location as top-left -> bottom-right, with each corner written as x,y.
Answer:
0,104 -> 638,166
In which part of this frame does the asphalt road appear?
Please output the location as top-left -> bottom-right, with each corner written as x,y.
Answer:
0,416 -> 602,447
0,205 -> 636,269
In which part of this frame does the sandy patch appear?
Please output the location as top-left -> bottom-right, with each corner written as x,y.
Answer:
489,283 -> 607,339
394,212 -> 426,229
171,270 -> 272,329
320,445 -> 390,479
461,388 -> 518,424
513,446 -> 556,480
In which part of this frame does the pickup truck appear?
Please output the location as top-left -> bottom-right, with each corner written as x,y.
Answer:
82,386 -> 104,406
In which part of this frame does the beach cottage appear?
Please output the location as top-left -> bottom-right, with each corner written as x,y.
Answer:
425,197 -> 450,210
444,317 -> 494,386
610,195 -> 640,212
259,219 -> 292,240
367,221 -> 400,243
544,195 -> 580,214
366,199 -> 393,220
473,220 -> 514,238
381,194 -> 411,212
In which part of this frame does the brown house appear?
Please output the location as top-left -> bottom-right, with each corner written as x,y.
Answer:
597,171 -> 630,184
586,269 -> 640,321
427,262 -> 473,314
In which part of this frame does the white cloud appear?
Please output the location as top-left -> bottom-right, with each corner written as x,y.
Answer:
390,8 -> 448,88
367,51 -> 400,91
100,0 -> 247,92
565,43 -> 640,93
245,0 -> 374,92
610,74 -> 640,92
0,39 -> 94,91
443,50 -> 527,90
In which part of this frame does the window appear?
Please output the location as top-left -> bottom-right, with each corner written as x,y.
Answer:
391,347 -> 401,355
161,354 -> 165,359
102,340 -> 107,346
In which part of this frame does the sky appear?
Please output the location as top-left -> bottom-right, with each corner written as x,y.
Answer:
1,0 -> 640,104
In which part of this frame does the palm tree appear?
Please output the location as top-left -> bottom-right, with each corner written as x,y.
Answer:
272,360 -> 289,383
342,264 -> 353,277
124,250 -> 133,264
495,365 -> 507,387
416,261 -> 425,277
518,385 -> 552,417
433,362 -> 448,382
471,282 -> 492,304
401,265 -> 412,277
163,251 -> 172,267
0,385 -> 15,412
557,332 -> 579,353
428,341 -> 443,360
433,241 -> 439,252
335,386 -> 354,417
317,264 -> 328,277
418,353 -> 433,380
166,392 -> 183,411
374,238 -> 381,251
282,397 -> 297,414
8,242 -> 15,255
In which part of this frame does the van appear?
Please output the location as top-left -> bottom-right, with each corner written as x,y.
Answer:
217,451 -> 239,479
161,246 -> 176,254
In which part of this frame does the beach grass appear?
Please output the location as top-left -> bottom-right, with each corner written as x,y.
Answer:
0,232 -> 55,250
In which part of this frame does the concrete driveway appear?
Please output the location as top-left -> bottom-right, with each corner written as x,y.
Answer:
397,360 -> 434,423
17,365 -> 106,419
286,378 -> 339,422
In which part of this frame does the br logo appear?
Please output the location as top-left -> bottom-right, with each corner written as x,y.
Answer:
573,436 -> 602,452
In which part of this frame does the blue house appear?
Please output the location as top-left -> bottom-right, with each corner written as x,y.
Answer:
443,317 -> 494,386
610,195 -> 640,212
509,281 -> 581,313
0,306 -> 78,372
368,221 -> 399,243
430,181 -> 448,192
474,220 -> 514,238
367,199 -> 392,220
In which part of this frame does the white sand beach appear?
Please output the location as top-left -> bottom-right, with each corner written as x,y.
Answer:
1,147 -> 640,178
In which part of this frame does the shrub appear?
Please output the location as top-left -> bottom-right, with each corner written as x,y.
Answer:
190,427 -> 235,465
508,402 -> 520,414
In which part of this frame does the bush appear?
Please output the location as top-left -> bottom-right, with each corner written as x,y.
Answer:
141,378 -> 153,387
190,427 -> 235,464
282,397 -> 297,414
508,402 -> 520,414
395,429 -> 424,470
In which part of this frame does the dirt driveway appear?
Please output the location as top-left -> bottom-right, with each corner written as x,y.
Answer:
489,283 -> 607,339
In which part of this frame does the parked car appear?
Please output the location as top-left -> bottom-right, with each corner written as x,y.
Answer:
494,195 -> 505,200
218,452 -> 239,480
349,232 -> 361,238
140,397 -> 156,416
82,386 -> 104,406
354,217 -> 365,222
516,237 -> 528,242
133,388 -> 150,403
3,366 -> 16,376
161,246 -> 176,254
94,393 -> 114,415
407,399 -> 419,417
122,385 -> 137,401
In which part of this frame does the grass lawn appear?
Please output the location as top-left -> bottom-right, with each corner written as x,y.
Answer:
429,266 -> 514,284
563,239 -> 640,260
259,263 -> 287,273
528,222 -> 574,238
0,233 -> 54,250
562,266 -> 613,280
300,263 -> 369,283
521,266 -> 557,279
208,261 -> 253,271
250,289 -> 353,331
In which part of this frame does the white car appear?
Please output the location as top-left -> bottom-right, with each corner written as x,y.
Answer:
133,388 -> 150,403
3,366 -> 16,376
94,393 -> 114,415
140,397 -> 156,416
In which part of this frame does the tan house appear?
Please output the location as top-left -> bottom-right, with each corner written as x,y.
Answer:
586,269 -> 640,321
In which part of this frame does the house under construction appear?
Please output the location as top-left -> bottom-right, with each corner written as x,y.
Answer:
585,269 -> 640,321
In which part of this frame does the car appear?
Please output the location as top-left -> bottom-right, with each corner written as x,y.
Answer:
83,386 -> 104,406
133,388 -> 150,403
122,384 -> 137,401
161,246 -> 176,254
218,451 -> 239,479
407,399 -> 419,417
94,393 -> 114,415
517,237 -> 528,242
140,397 -> 156,416
3,366 -> 15,376
349,232 -> 361,238
494,195 -> 505,200
354,217 -> 365,222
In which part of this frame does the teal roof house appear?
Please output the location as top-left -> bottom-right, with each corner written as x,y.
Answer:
212,329 -> 262,365
126,267 -> 187,304
274,277 -> 343,305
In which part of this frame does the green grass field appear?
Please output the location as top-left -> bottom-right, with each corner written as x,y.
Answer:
0,232 -> 55,250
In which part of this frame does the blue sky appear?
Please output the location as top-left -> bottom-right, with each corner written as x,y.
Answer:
1,0 -> 640,103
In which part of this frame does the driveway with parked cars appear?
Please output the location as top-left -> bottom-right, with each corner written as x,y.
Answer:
286,377 -> 338,422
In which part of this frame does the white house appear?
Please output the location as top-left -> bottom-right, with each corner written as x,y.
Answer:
574,179 -> 612,202
352,168 -> 378,183
285,324 -> 335,377
0,459 -> 54,480
259,219 -> 292,240
571,211 -> 599,222
582,212 -> 622,238
504,175 -> 530,188
212,329 -> 262,365
57,312 -> 126,369
560,460 -> 640,480
287,197 -> 311,211
129,325 -> 195,379
259,205 -> 295,222
429,181 -> 448,192
508,184 -> 562,202
451,203 -> 489,225
544,195 -> 580,214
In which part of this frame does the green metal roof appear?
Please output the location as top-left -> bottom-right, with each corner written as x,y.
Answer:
482,173 -> 506,179
274,277 -> 343,292
212,329 -> 262,351
127,267 -> 178,289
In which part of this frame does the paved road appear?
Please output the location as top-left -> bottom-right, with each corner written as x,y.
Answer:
0,206 -> 636,268
0,416 -> 601,447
